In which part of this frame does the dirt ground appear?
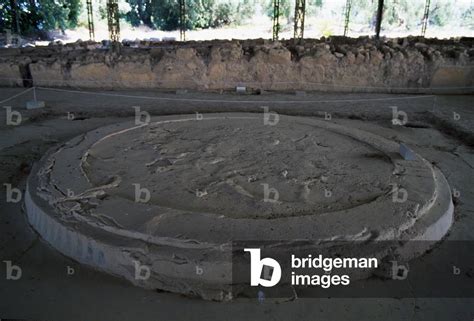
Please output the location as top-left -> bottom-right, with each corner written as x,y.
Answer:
0,87 -> 473,320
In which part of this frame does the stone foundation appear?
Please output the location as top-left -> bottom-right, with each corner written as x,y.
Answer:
25,113 -> 454,300
1,37 -> 473,93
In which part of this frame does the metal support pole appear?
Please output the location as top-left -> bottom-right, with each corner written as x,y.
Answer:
272,0 -> 281,41
11,0 -> 21,34
107,0 -> 120,42
343,0 -> 352,37
375,0 -> 384,39
86,0 -> 95,41
179,0 -> 186,41
294,0 -> 306,41
421,0 -> 431,37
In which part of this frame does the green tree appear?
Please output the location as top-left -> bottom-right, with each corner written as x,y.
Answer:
124,0 -> 256,30
351,0 -> 378,27
261,0 -> 323,24
461,6 -> 473,28
375,0 -> 424,30
0,0 -> 81,36
429,0 -> 453,27
126,0 -> 154,28
38,0 -> 82,31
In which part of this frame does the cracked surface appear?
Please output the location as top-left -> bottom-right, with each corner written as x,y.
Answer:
85,116 -> 392,219
28,113 -> 451,245
23,113 -> 454,301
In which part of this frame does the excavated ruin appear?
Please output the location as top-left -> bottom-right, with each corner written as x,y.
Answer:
25,113 -> 454,300
1,37 -> 473,93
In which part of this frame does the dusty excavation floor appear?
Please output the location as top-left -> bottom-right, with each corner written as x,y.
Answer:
0,88 -> 473,320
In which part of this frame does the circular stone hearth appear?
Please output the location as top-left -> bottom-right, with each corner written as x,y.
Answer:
25,113 -> 453,300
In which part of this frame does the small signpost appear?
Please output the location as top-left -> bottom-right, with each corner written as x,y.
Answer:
26,87 -> 45,109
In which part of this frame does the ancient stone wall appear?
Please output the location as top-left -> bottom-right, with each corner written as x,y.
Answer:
0,37 -> 472,93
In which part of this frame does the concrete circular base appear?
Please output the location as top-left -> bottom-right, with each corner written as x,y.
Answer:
25,113 -> 453,300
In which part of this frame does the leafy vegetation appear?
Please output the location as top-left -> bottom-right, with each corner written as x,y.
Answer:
0,0 -> 81,36
0,0 -> 472,39
125,0 -> 257,31
261,0 -> 323,24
